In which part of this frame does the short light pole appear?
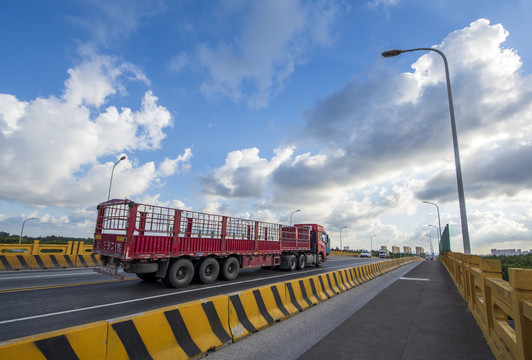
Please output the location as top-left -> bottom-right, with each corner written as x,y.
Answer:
422,200 -> 442,241
19,217 -> 37,244
340,226 -> 347,251
371,234 -> 376,256
428,224 -> 440,251
290,209 -> 300,226
383,48 -> 471,254
424,234 -> 434,257
107,155 -> 126,201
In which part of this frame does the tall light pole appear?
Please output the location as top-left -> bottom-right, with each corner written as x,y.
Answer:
340,226 -> 347,250
290,209 -> 300,226
383,48 -> 471,254
107,155 -> 126,201
20,217 -> 37,244
371,234 -> 376,255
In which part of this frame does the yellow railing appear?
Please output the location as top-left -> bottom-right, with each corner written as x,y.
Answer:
0,241 -> 98,270
439,252 -> 532,360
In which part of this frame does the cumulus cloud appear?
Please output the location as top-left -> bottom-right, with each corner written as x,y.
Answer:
0,49 -> 191,208
188,0 -> 344,109
199,19 -> 532,253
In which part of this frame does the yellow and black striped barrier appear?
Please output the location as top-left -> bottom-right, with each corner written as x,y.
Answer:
0,257 -> 423,359
0,241 -> 99,271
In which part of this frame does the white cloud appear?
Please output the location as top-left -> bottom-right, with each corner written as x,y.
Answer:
159,148 -> 193,177
0,49 -> 182,208
198,19 -> 532,254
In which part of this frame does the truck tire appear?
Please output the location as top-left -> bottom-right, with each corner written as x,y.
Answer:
288,255 -> 297,271
165,259 -> 194,288
220,257 -> 240,281
315,253 -> 323,268
197,258 -> 220,284
297,254 -> 306,270
136,272 -> 159,282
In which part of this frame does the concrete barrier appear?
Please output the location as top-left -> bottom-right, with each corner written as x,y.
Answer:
0,254 -> 32,270
0,241 -> 97,271
0,257 -> 422,359
228,283 -> 295,341
0,321 -> 108,360
108,295 -> 231,359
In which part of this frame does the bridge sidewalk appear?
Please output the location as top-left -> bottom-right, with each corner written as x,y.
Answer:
299,260 -> 495,360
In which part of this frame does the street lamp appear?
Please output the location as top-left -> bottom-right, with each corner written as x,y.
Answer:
383,48 -> 471,254
107,155 -> 126,201
20,217 -> 37,244
422,200 -> 442,241
290,209 -> 300,226
340,226 -> 347,251
424,234 -> 434,257
428,224 -> 440,250
371,234 -> 376,255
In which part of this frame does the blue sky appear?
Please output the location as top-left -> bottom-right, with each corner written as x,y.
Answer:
1,0 -> 532,255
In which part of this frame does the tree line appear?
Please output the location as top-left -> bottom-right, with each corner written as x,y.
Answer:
0,231 -> 93,245
483,254 -> 532,281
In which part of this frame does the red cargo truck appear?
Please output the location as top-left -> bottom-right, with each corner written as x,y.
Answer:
93,199 -> 329,288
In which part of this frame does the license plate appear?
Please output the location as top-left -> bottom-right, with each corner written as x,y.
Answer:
94,265 -> 125,280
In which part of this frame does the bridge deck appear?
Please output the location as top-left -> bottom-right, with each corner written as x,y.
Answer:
300,260 -> 495,360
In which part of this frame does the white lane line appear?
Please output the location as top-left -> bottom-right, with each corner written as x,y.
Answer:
0,271 -> 106,280
399,277 -> 429,281
0,263 -> 358,325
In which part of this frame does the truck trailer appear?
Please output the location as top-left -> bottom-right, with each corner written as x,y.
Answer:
93,199 -> 330,288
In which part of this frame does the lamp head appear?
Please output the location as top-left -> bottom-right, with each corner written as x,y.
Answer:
120,155 -> 127,161
382,49 -> 403,58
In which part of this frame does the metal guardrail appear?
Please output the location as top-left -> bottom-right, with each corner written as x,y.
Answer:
0,241 -> 98,270
439,252 -> 532,360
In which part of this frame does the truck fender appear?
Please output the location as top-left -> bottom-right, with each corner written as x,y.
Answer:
156,259 -> 170,278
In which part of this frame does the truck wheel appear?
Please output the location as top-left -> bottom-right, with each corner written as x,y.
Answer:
297,254 -> 306,270
288,255 -> 297,271
197,258 -> 220,284
136,272 -> 159,282
220,257 -> 240,281
165,259 -> 194,288
315,254 -> 323,268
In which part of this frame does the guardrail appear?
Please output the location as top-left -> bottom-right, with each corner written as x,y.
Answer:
439,252 -> 532,360
0,241 -> 99,270
0,257 -> 423,359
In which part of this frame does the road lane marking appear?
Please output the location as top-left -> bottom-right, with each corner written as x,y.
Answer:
0,278 -> 137,293
0,262 -> 372,325
399,277 -> 429,281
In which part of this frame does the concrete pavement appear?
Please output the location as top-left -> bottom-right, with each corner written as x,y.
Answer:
299,260 -> 494,360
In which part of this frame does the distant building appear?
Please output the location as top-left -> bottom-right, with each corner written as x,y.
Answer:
415,246 -> 424,256
404,246 -> 412,254
392,246 -> 400,254
490,249 -> 524,256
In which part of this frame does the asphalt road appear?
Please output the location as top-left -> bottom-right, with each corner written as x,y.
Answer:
0,256 -> 380,342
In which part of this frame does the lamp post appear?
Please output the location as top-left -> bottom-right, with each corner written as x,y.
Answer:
20,217 -> 37,244
107,155 -> 126,201
371,234 -> 376,256
383,48 -> 471,254
424,234 -> 434,257
428,224 -> 440,250
290,209 -> 300,226
422,200 -> 442,240
340,226 -> 347,251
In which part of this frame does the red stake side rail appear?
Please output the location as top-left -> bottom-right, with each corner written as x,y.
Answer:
93,199 -> 311,261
